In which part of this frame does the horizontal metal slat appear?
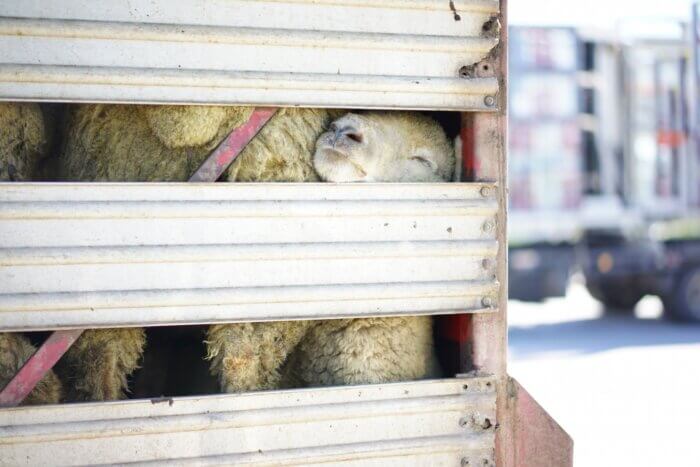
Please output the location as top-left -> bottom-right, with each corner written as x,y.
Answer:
0,67 -> 498,110
0,183 -> 500,330
0,33 -> 493,77
0,282 -> 498,331
0,280 -> 490,310
0,376 -> 494,423
0,240 -> 498,265
2,395 -> 483,442
165,436 -> 492,467
0,0 -> 501,109
0,377 -> 497,466
1,254 -> 493,294
0,200 -> 496,219
0,182 -> 492,201
0,217 -> 493,248
0,18 -> 497,56
0,0 -> 499,38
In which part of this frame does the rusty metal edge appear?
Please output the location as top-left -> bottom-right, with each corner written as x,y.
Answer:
509,377 -> 574,467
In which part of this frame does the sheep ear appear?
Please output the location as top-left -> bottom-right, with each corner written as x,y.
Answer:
409,148 -> 438,172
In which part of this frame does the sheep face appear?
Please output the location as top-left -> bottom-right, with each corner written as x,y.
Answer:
313,112 -> 455,183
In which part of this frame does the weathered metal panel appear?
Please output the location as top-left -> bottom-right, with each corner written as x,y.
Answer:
0,183 -> 500,331
0,377 -> 497,466
0,0 -> 501,110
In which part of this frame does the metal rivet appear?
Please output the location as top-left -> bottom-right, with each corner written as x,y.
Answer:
482,220 -> 495,233
484,95 -> 496,107
480,186 -> 491,197
482,297 -> 494,308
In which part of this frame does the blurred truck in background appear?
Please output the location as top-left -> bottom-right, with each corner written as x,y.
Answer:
510,9 -> 700,321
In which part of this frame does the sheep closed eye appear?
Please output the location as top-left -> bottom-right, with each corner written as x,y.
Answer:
410,156 -> 434,169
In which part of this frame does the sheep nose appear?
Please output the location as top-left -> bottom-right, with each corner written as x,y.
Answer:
333,126 -> 363,145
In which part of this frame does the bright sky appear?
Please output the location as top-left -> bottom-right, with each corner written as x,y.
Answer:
510,0 -> 694,37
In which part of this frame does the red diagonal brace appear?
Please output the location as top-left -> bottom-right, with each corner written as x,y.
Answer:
189,107 -> 278,182
0,107 -> 279,407
0,330 -> 84,407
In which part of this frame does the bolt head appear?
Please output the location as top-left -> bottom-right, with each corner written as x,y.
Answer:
480,186 -> 491,197
482,296 -> 494,308
484,95 -> 496,107
482,220 -> 495,232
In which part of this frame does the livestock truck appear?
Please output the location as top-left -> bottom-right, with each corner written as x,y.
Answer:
579,13 -> 700,321
0,1 -> 572,466
508,22 -> 700,321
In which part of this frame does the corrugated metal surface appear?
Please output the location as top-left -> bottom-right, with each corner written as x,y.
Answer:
0,0 -> 500,110
0,183 -> 500,331
0,377 -> 496,466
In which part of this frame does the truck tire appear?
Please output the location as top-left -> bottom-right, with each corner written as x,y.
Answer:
587,284 -> 641,312
663,265 -> 700,322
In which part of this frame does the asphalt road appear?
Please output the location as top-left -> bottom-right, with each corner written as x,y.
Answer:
508,280 -> 700,467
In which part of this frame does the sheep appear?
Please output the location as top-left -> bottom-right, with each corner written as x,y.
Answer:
206,112 -> 454,392
0,102 -> 51,181
54,104 -> 341,401
0,102 -> 62,405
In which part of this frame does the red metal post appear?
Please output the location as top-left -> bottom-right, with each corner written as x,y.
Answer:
461,118 -> 479,182
0,330 -> 84,407
189,107 -> 277,182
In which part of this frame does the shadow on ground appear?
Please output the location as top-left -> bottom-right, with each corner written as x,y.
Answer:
509,313 -> 700,359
